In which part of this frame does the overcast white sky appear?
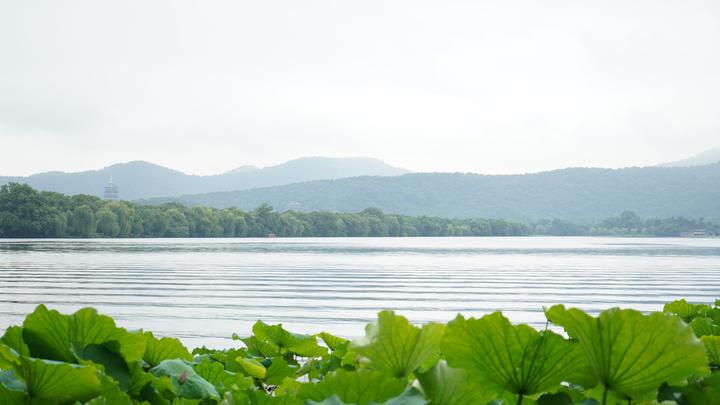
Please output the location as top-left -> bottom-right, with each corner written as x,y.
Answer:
1,1 -> 719,176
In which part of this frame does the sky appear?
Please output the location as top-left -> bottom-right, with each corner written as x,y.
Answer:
1,1 -> 719,176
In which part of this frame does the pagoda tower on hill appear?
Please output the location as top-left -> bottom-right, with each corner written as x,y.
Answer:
103,176 -> 119,200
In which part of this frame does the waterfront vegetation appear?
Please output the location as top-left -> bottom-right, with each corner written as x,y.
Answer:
0,183 -> 718,238
0,299 -> 718,404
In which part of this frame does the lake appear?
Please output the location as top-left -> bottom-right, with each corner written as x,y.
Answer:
1,237 -> 719,348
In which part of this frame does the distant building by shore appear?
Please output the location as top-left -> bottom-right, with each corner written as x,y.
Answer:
680,229 -> 715,238
103,177 -> 119,200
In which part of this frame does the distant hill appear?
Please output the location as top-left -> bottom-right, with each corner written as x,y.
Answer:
658,146 -> 720,167
144,164 -> 720,220
0,157 -> 409,200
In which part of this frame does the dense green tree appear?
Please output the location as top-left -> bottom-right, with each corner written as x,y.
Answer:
343,215 -> 370,236
129,213 -> 144,237
165,209 -> 189,237
188,206 -> 221,237
96,208 -> 120,237
139,207 -> 169,237
279,212 -> 305,237
0,183 -> 717,239
71,205 -> 95,238
0,183 -> 54,236
106,202 -> 133,237
53,213 -> 68,237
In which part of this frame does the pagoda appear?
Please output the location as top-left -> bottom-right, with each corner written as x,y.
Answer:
103,176 -> 120,200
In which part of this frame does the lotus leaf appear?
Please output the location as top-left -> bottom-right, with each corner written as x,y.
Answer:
691,317 -> 720,337
266,356 -> 298,385
252,321 -> 328,358
18,357 -> 103,402
701,335 -> 720,366
442,311 -> 591,403
194,356 -> 253,393
237,357 -> 267,379
1,327 -> 29,357
546,305 -> 709,402
664,299 -> 710,322
21,304 -> 74,362
416,360 -> 491,405
0,383 -> 24,405
143,331 -> 192,366
306,389 -> 427,405
351,311 -> 444,378
70,307 -> 147,364
299,369 -> 405,405
150,358 -> 220,399
0,344 -> 19,369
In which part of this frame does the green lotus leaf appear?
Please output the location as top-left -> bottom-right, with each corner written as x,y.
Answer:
341,349 -> 361,368
306,396 -> 348,405
691,317 -> 720,337
296,356 -> 324,380
677,373 -> 720,405
150,358 -> 220,400
319,332 -> 350,354
701,335 -> 720,366
534,392 -> 570,405
276,376 -> 303,397
143,331 -> 192,367
377,392 -> 426,405
214,348 -> 252,374
252,321 -> 328,358
664,299 -> 711,323
0,383 -> 24,405
18,356 -> 102,402
237,357 -> 267,379
225,387 -> 302,405
242,335 -> 283,358
0,344 -> 19,369
416,360 -> 491,405
70,307 -> 147,364
351,311 -> 444,378
306,389 -> 428,405
546,305 -> 709,401
141,373 -> 176,402
442,311 -> 591,401
126,361 -> 155,397
194,357 -> 253,393
0,370 -> 25,392
266,356 -> 298,385
84,374 -> 133,405
22,304 -> 74,362
375,389 -> 428,405
707,307 -> 720,323
298,369 -> 405,405
1,327 -> 29,357
73,343 -> 131,390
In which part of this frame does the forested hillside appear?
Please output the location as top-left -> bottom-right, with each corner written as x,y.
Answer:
145,164 -> 720,220
1,183 -> 717,238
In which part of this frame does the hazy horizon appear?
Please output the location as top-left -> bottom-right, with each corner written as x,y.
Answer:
2,150 -> 719,178
2,1 -> 720,176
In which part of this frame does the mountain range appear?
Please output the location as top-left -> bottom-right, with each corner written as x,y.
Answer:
657,146 -> 720,168
144,164 -> 720,221
3,148 -> 720,220
0,157 -> 409,200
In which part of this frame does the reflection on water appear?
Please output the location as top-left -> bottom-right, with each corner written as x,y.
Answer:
1,237 -> 719,347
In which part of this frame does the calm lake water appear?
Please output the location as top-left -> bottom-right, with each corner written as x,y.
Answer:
1,237 -> 719,348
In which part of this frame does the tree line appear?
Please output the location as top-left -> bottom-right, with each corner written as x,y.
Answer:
0,183 -> 717,238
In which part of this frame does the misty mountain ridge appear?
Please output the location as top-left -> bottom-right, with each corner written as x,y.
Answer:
657,146 -> 720,167
143,163 -> 720,221
0,157 -> 410,200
